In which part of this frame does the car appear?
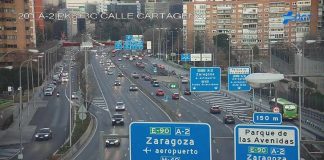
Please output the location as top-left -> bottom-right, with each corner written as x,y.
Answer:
141,74 -> 146,78
152,63 -> 157,67
118,58 -> 122,61
129,84 -> 138,91
122,55 -> 127,58
138,63 -> 145,68
131,72 -> 140,79
62,77 -> 69,82
110,64 -> 116,68
184,88 -> 191,95
181,78 -> 189,84
157,64 -> 165,69
138,57 -> 143,60
71,92 -> 78,99
114,80 -> 121,86
172,93 -> 180,100
223,115 -> 235,124
118,72 -> 124,77
112,113 -> 124,126
150,78 -> 158,84
156,89 -> 165,96
47,83 -> 56,90
107,70 -> 114,75
115,102 -> 126,111
210,106 -> 221,114
34,128 -> 53,141
44,88 -> 54,96
152,81 -> 160,87
144,76 -> 151,81
105,136 -> 121,147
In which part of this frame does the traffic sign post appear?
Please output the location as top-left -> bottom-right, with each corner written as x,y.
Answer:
228,67 -> 251,91
235,124 -> 299,160
130,122 -> 211,160
190,67 -> 221,92
253,112 -> 282,125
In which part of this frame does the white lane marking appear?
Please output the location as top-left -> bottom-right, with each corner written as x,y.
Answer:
90,64 -> 112,118
181,96 -> 234,134
216,148 -> 219,154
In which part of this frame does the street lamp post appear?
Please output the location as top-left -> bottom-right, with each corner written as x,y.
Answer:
269,41 -> 277,99
228,37 -> 231,67
19,58 -> 37,159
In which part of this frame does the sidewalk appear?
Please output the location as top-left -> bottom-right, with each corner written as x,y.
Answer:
0,85 -> 48,146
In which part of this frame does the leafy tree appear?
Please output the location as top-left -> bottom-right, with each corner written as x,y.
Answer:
213,34 -> 229,53
195,33 -> 202,53
36,26 -> 44,47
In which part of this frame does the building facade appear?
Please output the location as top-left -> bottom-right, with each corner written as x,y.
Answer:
0,0 -> 35,65
145,0 -> 169,14
183,0 -> 321,56
97,0 -> 141,15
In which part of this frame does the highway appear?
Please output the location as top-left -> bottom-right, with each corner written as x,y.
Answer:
111,52 -> 236,160
74,48 -> 171,160
9,49 -> 75,160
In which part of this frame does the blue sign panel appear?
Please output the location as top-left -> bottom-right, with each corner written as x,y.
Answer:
126,35 -> 133,41
114,41 -> 123,50
253,112 -> 282,125
190,67 -> 221,92
228,66 -> 251,92
130,122 -> 211,160
283,11 -> 311,25
181,53 -> 191,61
124,41 -> 132,50
235,124 -> 299,160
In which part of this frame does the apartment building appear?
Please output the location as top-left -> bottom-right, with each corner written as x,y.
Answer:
183,0 -> 320,56
0,0 -> 35,65
145,0 -> 169,15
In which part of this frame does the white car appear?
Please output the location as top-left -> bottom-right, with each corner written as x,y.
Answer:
138,57 -> 142,60
181,78 -> 189,84
71,92 -> 78,99
115,102 -> 126,111
62,77 -> 69,82
118,58 -> 122,61
44,88 -> 54,96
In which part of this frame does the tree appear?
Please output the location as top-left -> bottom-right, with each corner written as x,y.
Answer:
36,26 -> 44,47
195,33 -> 202,53
252,45 -> 259,56
213,34 -> 229,54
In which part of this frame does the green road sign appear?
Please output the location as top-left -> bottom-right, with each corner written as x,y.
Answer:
170,83 -> 178,89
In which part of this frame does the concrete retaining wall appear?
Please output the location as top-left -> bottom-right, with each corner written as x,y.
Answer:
57,114 -> 95,160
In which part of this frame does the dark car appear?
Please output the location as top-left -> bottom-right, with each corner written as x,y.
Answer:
131,72 -> 140,79
184,88 -> 191,95
172,93 -> 180,100
114,80 -> 121,86
210,106 -> 221,114
144,76 -> 151,81
129,84 -> 138,91
112,113 -> 124,126
152,81 -> 160,87
118,72 -> 124,77
150,78 -> 158,84
223,115 -> 235,124
141,74 -> 146,78
152,63 -> 157,67
105,136 -> 121,147
35,128 -> 53,141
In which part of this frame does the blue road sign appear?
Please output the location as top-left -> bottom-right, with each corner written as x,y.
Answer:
253,112 -> 282,125
228,66 -> 251,92
130,122 -> 211,160
114,41 -> 123,50
190,67 -> 221,92
181,53 -> 191,61
235,124 -> 299,160
126,35 -> 133,41
124,41 -> 132,50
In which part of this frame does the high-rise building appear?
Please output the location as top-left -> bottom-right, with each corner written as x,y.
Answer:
97,0 -> 141,15
183,0 -> 321,57
145,0 -> 169,15
34,0 -> 45,32
0,0 -> 35,65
